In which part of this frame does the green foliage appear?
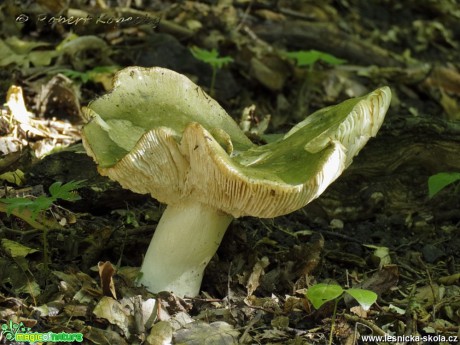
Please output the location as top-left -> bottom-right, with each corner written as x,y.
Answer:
0,169 -> 25,185
1,180 -> 85,219
190,46 -> 234,69
48,180 -> 85,201
55,32 -> 79,51
2,196 -> 52,219
61,66 -> 119,84
307,283 -> 343,309
306,283 -> 377,310
283,50 -> 346,119
283,50 -> 346,67
428,172 -> 460,198
0,34 -> 108,70
345,288 -> 378,310
190,46 -> 233,96
306,283 -> 377,345
0,36 -> 56,68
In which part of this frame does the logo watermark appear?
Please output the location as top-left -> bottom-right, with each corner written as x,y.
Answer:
15,13 -> 161,29
1,320 -> 83,343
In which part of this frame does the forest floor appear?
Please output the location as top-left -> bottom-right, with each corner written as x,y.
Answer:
0,1 -> 459,344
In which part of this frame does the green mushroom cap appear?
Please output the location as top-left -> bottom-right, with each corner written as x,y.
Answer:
82,67 -> 391,218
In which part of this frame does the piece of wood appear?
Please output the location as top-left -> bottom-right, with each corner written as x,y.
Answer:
252,21 -> 403,67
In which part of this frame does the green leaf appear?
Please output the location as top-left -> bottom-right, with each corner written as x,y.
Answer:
16,280 -> 41,297
283,50 -> 346,67
306,283 -> 344,309
1,180 -> 84,221
61,69 -> 91,83
30,195 -> 54,216
49,180 -> 85,201
428,172 -> 460,198
55,32 -> 80,51
61,66 -> 119,84
1,197 -> 37,215
345,288 -> 378,311
91,66 -> 119,74
1,196 -> 53,220
1,239 -> 39,258
0,37 -> 57,68
0,169 -> 25,185
190,46 -> 233,69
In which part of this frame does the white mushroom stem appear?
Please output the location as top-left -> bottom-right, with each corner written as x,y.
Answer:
138,200 -> 233,297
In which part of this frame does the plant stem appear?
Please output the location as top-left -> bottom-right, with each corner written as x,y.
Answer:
42,228 -> 49,270
138,200 -> 233,297
329,298 -> 339,345
295,64 -> 314,120
210,66 -> 217,97
0,203 -> 62,271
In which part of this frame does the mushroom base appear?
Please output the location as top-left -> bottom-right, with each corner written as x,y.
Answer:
138,200 -> 233,297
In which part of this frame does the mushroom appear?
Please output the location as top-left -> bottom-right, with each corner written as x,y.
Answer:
81,67 -> 391,297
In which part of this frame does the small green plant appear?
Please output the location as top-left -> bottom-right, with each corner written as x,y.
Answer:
190,46 -> 233,97
306,283 -> 377,345
1,180 -> 85,223
428,172 -> 460,198
61,65 -> 119,84
283,50 -> 346,68
283,50 -> 346,120
0,180 -> 85,269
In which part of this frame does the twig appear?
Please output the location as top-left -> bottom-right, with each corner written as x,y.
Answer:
343,313 -> 387,336
239,310 -> 263,343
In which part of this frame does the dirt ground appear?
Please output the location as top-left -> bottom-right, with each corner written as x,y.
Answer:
0,1 -> 459,344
